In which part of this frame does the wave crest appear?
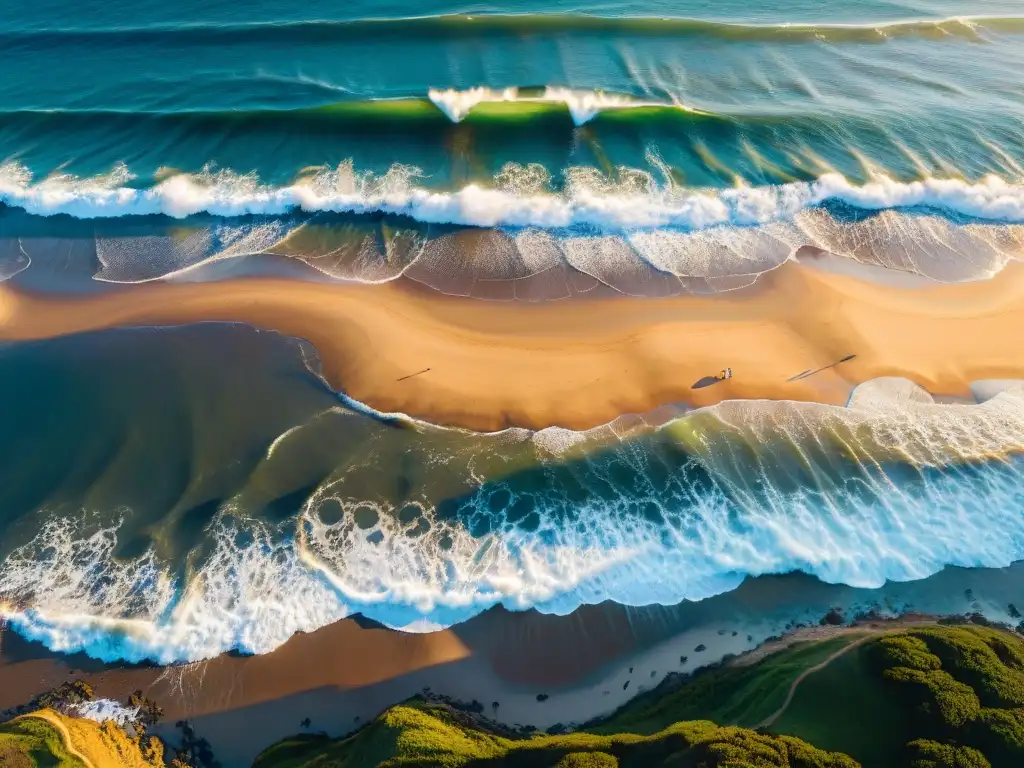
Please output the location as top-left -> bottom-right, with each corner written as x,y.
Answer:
3,380 -> 1024,663
426,86 -> 702,125
4,161 -> 1024,229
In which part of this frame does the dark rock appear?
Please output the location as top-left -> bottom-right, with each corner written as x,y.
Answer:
679,655 -> 688,665
1009,604 -> 1021,619
695,644 -> 706,652
623,681 -> 630,690
820,608 -> 844,626
536,694 -> 549,702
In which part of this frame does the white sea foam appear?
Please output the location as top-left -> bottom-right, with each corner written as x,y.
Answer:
72,699 -> 140,726
2,381 -> 1024,664
427,86 -> 518,122
0,238 -> 30,283
426,86 -> 699,125
539,86 -> 679,126
4,161 -> 1024,230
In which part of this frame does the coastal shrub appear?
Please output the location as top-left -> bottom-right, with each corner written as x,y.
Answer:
867,627 -> 1024,766
869,635 -> 941,673
555,752 -> 617,767
678,727 -> 858,768
913,628 -> 1024,708
253,702 -> 859,767
882,667 -> 980,731
905,739 -> 990,768
971,708 -> 1024,765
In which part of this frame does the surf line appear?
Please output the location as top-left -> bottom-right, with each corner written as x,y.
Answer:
397,368 -> 431,382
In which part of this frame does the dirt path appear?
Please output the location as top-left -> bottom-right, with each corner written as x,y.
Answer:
18,710 -> 95,768
731,626 -> 872,668
755,634 -> 875,730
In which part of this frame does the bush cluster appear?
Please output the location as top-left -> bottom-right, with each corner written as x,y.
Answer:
869,626 -> 1024,767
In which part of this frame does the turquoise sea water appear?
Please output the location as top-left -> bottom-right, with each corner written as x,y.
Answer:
2,324 -> 1024,663
1,1 -> 1024,664
2,0 -> 1024,188
2,0 -> 1023,289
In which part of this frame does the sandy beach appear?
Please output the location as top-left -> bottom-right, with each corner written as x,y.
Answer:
1,254 -> 1024,431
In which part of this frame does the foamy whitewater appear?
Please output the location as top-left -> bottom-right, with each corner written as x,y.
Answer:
426,86 -> 688,125
3,379 -> 1024,664
3,162 -> 1024,229
72,699 -> 141,726
5,159 -> 1021,290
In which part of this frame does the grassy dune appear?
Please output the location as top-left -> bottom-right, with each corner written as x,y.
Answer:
772,625 -> 1024,768
0,713 -> 85,768
254,624 -> 1024,768
7,624 -> 1024,767
597,634 -> 866,734
253,702 -> 856,768
0,708 -> 164,768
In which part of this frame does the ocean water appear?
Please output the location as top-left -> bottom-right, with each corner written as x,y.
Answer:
1,325 -> 1024,663
2,0 -> 1024,664
2,0 -> 1024,287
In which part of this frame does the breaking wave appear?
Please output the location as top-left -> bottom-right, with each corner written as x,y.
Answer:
3,379 -> 1024,664
425,86 -> 708,125
5,160 -> 1024,291
3,161 -> 1024,229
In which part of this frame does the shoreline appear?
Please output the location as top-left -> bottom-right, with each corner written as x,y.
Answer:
2,563 -> 1022,767
2,255 -> 1024,431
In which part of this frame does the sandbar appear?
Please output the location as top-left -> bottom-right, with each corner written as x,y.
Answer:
2,259 -> 1024,430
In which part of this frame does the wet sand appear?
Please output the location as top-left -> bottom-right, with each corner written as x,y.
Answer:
2,256 -> 1024,430
2,563 -> 1021,767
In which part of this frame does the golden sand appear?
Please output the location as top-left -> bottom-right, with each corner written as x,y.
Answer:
1,259 -> 1023,430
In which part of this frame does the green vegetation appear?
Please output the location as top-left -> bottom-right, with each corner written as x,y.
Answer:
772,625 -> 1024,768
555,753 -> 617,767
600,635 -> 864,733
773,643 -> 915,765
904,740 -> 989,768
9,624 -> 1024,767
252,700 -> 858,767
0,714 -> 85,767
0,708 -> 165,767
0,681 -> 167,768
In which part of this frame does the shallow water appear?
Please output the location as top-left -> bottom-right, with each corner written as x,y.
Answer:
2,324 -> 1023,663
